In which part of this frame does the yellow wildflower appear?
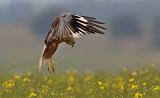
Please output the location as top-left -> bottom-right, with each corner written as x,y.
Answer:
134,92 -> 142,98
131,84 -> 138,90
14,75 -> 20,80
67,86 -> 73,91
23,77 -> 31,82
100,86 -> 105,90
29,92 -> 37,97
153,86 -> 160,92
41,85 -> 49,94
2,80 -> 15,89
142,82 -> 147,86
129,78 -> 134,82
98,81 -> 102,85
42,89 -> 48,94
120,85 -> 124,90
132,72 -> 137,76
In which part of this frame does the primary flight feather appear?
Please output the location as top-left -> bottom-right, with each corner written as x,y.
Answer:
39,12 -> 106,73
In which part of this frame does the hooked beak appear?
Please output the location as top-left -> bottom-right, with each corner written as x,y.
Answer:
71,42 -> 75,47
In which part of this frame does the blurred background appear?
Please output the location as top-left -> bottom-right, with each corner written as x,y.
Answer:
0,0 -> 160,73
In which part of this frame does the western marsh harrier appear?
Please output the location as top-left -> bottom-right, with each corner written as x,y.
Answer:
39,12 -> 106,73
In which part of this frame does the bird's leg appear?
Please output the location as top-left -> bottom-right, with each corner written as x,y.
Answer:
50,58 -> 55,72
47,58 -> 55,73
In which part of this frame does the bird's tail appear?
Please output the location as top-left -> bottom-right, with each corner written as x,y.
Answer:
38,45 -> 46,71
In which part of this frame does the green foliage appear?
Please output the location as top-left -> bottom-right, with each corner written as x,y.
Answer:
0,65 -> 160,98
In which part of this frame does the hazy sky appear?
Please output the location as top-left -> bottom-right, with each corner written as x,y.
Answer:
0,0 -> 156,7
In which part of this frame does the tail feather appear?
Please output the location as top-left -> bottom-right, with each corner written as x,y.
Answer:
38,45 -> 46,71
39,55 -> 44,71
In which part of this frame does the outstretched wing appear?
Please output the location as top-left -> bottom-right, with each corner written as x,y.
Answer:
45,12 -> 106,44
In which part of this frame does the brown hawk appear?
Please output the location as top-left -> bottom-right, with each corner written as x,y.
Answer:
39,12 -> 106,73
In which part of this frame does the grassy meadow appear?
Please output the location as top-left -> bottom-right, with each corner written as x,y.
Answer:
0,65 -> 160,98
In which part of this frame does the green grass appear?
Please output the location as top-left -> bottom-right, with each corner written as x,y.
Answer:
0,65 -> 160,98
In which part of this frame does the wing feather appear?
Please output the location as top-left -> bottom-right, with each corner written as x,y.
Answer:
45,12 -> 106,44
81,15 -> 96,19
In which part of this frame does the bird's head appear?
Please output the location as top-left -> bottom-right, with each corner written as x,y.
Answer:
64,38 -> 75,47
70,41 -> 75,47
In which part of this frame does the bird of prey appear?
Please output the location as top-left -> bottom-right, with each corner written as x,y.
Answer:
39,12 -> 106,73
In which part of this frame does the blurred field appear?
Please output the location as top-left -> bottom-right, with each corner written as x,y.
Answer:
0,65 -> 159,98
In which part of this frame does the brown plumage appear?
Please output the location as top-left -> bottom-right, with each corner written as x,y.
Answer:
39,12 -> 106,73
